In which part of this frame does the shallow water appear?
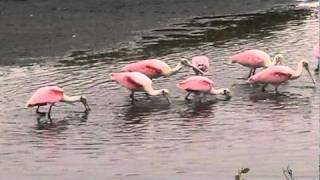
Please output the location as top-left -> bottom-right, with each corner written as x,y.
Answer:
0,6 -> 319,180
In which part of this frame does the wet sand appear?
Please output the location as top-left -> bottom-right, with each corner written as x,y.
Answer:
0,0 -> 294,64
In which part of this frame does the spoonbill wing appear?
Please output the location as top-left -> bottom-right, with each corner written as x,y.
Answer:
26,86 -> 64,107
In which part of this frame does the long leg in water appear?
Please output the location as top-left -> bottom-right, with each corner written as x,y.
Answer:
36,106 -> 46,116
198,93 -> 207,103
185,92 -> 192,101
261,84 -> 268,92
315,58 -> 320,72
130,91 -> 138,103
47,103 -> 54,122
144,93 -> 151,100
252,68 -> 256,75
247,69 -> 253,78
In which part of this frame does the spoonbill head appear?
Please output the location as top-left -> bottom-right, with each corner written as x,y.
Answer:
26,86 -> 90,119
273,54 -> 285,65
121,59 -> 204,79
301,60 -> 316,84
248,59 -> 315,94
176,76 -> 231,101
110,72 -> 171,103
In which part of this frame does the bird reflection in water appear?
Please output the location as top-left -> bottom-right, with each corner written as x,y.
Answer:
35,111 -> 89,130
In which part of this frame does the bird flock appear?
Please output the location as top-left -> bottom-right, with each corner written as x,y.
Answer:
26,43 -> 319,119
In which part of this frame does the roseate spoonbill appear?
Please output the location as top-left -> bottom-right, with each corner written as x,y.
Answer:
229,49 -> 284,78
313,42 -> 319,72
26,86 -> 90,119
110,72 -> 170,103
191,55 -> 210,75
247,60 -> 316,94
121,58 -> 204,79
176,76 -> 231,101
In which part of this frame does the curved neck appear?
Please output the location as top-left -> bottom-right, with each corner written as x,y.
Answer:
210,88 -> 224,95
271,55 -> 284,66
264,59 -> 272,67
168,62 -> 183,75
292,61 -> 304,79
143,85 -> 163,96
270,58 -> 278,66
62,95 -> 82,103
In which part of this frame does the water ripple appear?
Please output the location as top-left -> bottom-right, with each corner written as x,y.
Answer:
0,6 -> 318,179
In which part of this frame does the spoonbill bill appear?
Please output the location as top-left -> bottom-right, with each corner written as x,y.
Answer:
313,42 -> 319,72
191,55 -> 209,75
111,72 -> 170,103
247,60 -> 316,94
26,86 -> 90,118
121,58 -> 204,79
176,76 -> 231,101
229,49 -> 284,78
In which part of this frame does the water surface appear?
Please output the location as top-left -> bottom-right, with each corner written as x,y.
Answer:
0,6 -> 319,180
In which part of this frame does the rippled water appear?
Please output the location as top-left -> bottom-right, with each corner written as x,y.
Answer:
0,6 -> 319,180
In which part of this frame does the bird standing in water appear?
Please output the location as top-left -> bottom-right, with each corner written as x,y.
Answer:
191,55 -> 209,75
26,86 -> 90,119
111,72 -> 170,103
176,76 -> 231,101
229,49 -> 284,78
121,58 -> 204,79
247,60 -> 316,94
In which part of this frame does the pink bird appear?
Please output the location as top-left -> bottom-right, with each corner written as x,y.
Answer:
248,60 -> 315,94
229,49 -> 284,78
26,86 -> 90,119
121,59 -> 204,79
191,55 -> 210,75
176,76 -> 231,101
111,72 -> 170,103
313,42 -> 319,72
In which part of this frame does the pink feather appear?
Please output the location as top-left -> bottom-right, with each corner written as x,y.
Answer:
229,49 -> 271,68
177,76 -> 213,92
26,86 -> 64,107
111,72 -> 151,91
248,66 -> 293,85
191,56 -> 209,71
121,59 -> 167,78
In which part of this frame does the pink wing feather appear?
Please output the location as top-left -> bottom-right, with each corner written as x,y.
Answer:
111,72 -> 144,90
26,86 -> 64,107
177,76 -> 213,92
121,59 -> 166,78
192,56 -> 209,70
229,49 -> 271,68
248,66 -> 292,85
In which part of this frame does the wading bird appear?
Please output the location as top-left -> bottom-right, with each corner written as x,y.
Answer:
247,60 -> 316,94
176,76 -> 231,101
191,55 -> 210,75
229,49 -> 284,78
26,86 -> 90,119
121,58 -> 204,79
313,42 -> 319,72
111,72 -> 170,103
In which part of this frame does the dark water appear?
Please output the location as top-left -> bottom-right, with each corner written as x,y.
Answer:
0,5 -> 319,180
